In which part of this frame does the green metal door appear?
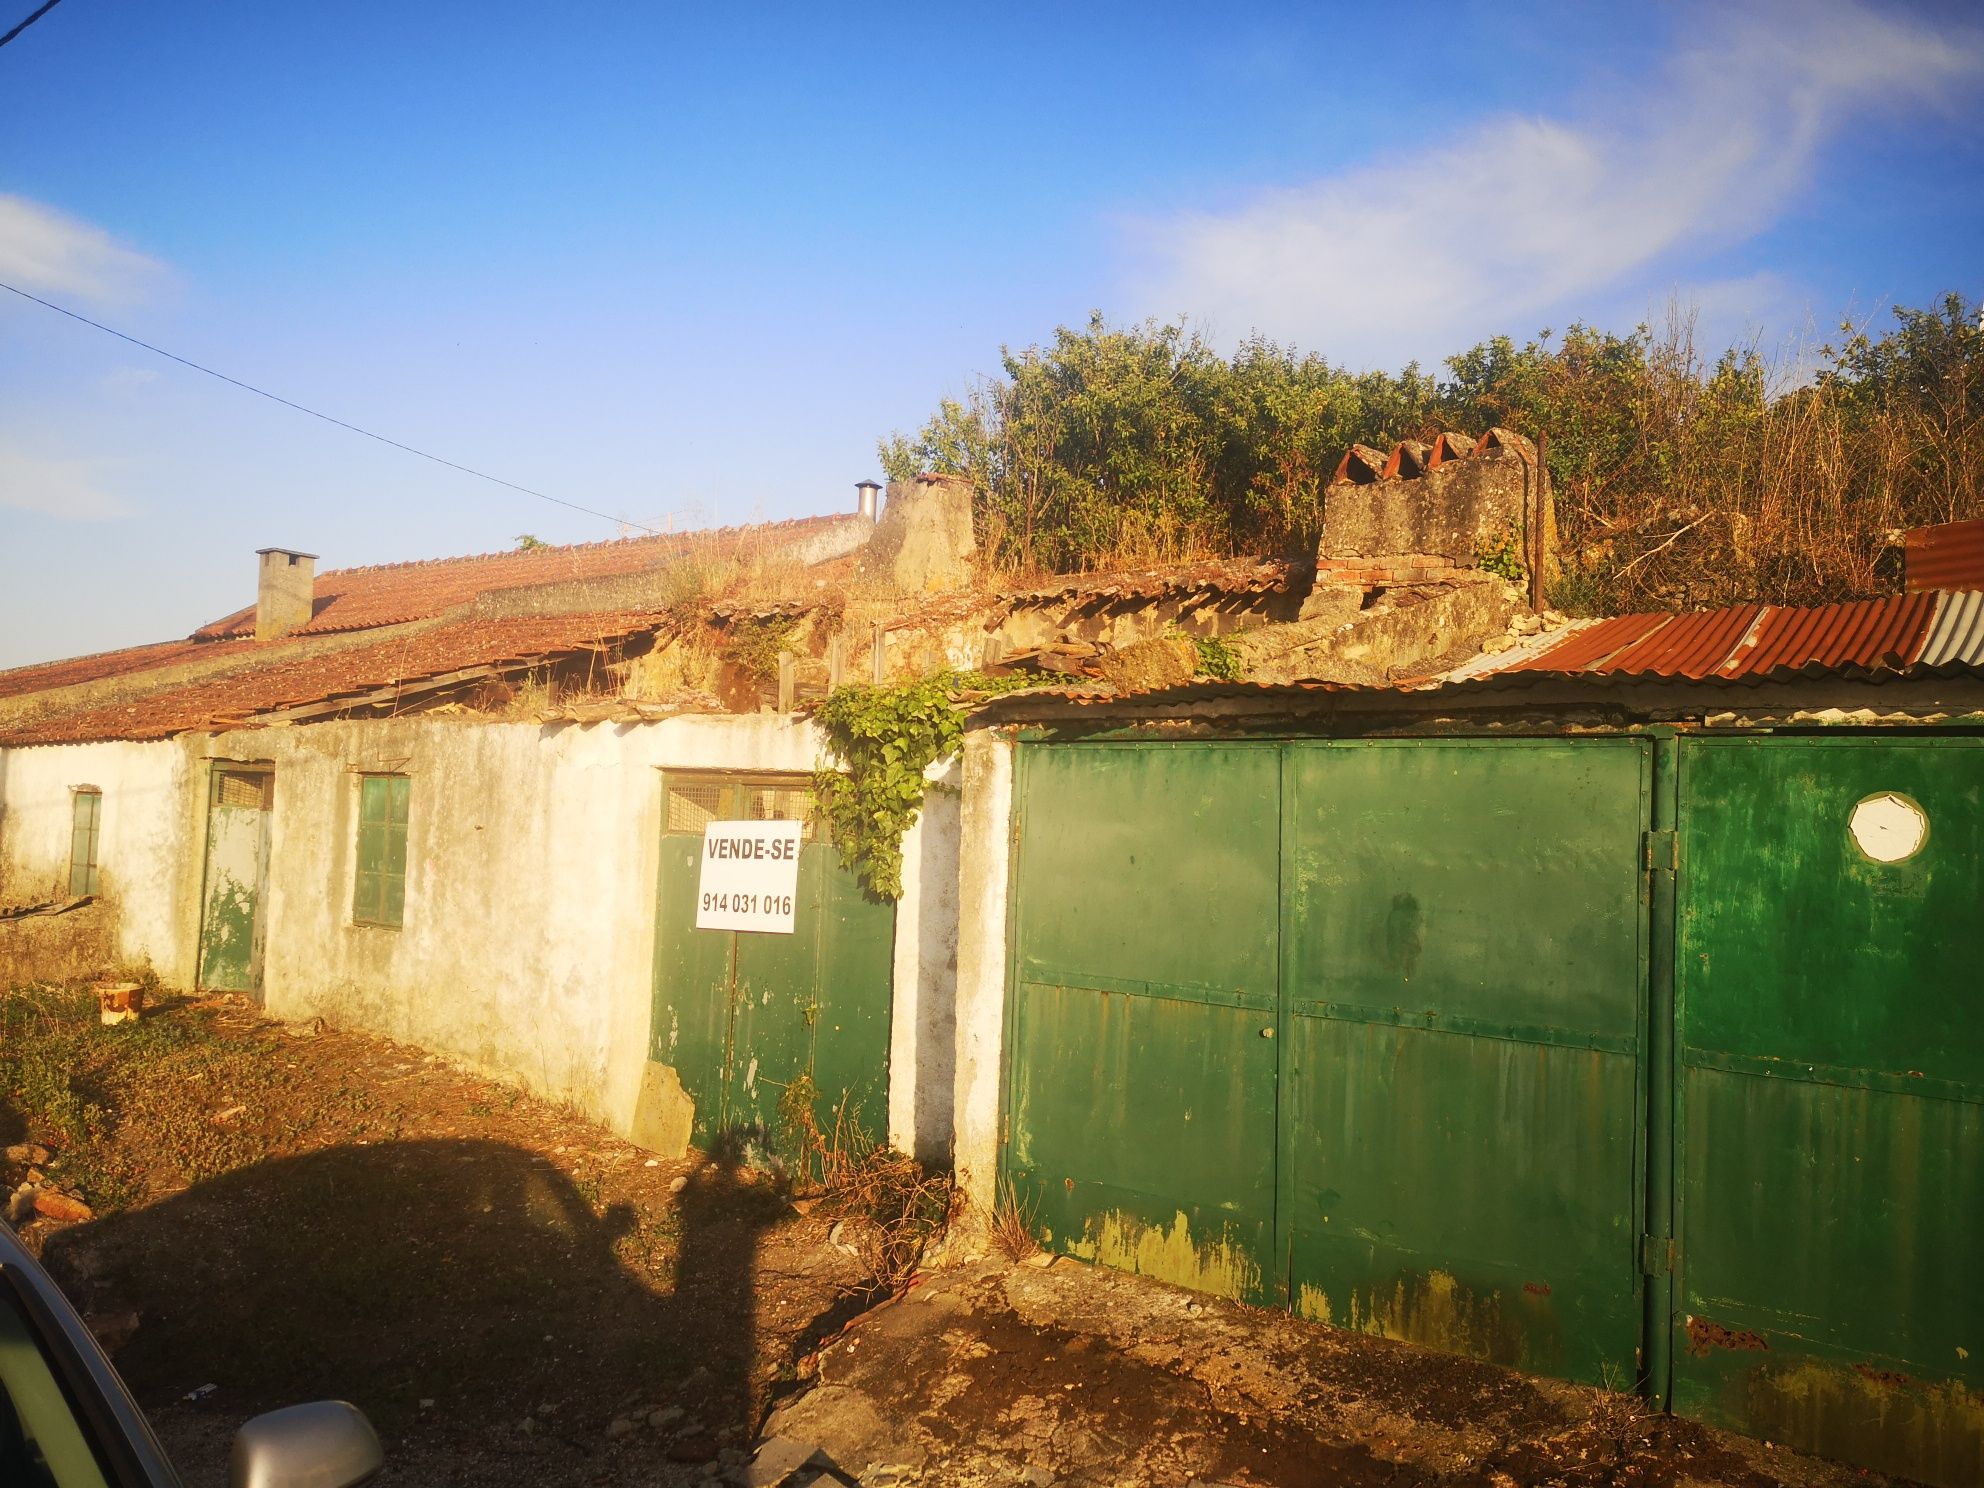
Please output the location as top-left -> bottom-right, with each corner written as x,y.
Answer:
1280,739 -> 1650,1387
1005,736 -> 1649,1377
1005,743 -> 1283,1305
650,775 -> 895,1159
198,766 -> 273,994
1672,737 -> 1984,1486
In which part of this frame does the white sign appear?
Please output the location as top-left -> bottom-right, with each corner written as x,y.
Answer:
695,820 -> 802,934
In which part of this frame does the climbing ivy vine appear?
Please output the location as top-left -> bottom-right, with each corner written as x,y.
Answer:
813,671 -> 1049,900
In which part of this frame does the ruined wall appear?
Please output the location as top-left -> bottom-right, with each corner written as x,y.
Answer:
859,474 -> 977,592
0,739 -> 198,983
1319,429 -> 1555,582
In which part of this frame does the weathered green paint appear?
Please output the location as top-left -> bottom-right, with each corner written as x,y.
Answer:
650,778 -> 894,1163
1672,737 -> 1984,1487
1280,739 -> 1648,1387
1005,738 -> 1648,1381
198,769 -> 272,993
1006,742 -> 1282,1303
1002,727 -> 1983,1485
353,774 -> 409,927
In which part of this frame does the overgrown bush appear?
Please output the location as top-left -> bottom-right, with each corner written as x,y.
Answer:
881,295 -> 1984,613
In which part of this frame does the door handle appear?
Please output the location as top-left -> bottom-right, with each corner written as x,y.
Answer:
1261,1026 -> 1276,1039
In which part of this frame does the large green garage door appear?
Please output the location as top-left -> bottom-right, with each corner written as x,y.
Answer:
1282,739 -> 1650,1387
1004,738 -> 1651,1386
1005,743 -> 1284,1304
651,774 -> 894,1158
1673,737 -> 1984,1485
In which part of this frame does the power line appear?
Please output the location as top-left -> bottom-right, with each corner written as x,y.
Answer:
0,0 -> 64,50
0,279 -> 661,536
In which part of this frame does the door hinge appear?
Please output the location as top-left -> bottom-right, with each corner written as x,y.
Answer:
1639,1234 -> 1677,1276
1000,1112 -> 1010,1146
1641,829 -> 1678,873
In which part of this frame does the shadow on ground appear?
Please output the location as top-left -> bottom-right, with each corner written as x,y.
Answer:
43,1135 -> 786,1457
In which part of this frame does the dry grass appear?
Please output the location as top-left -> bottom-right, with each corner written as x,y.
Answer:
779,1076 -> 960,1293
988,1175 -> 1041,1262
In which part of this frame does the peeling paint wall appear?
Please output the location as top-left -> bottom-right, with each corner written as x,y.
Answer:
0,739 -> 197,982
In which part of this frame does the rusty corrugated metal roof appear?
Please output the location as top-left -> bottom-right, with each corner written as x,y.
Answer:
1920,590 -> 1984,667
1722,593 -> 1935,676
1501,614 -> 1665,673
1509,593 -> 1938,680
1905,519 -> 1984,593
1605,606 -> 1765,678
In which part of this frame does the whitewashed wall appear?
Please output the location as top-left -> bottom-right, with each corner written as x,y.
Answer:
1,716 -> 983,1162
0,739 -> 198,981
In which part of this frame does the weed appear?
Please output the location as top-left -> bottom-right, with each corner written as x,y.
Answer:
779,1074 -> 958,1293
1475,528 -> 1528,583
723,614 -> 801,683
989,1175 -> 1042,1262
1190,633 -> 1242,681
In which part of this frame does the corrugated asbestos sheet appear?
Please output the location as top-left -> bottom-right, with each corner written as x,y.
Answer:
1905,519 -> 1984,593
1919,590 -> 1984,666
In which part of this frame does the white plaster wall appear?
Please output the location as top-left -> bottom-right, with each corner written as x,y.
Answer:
890,754 -> 960,1165
0,740 -> 197,980
4,713 -> 970,1163
951,727 -> 1016,1210
197,715 -> 821,1134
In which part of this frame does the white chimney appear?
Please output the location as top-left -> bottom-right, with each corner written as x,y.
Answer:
855,480 -> 881,522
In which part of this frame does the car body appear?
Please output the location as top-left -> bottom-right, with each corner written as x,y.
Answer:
0,1219 -> 382,1488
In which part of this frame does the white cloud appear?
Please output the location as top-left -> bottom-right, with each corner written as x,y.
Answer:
101,366 -> 161,392
1124,0 -> 1983,369
0,194 -> 162,304
0,442 -> 132,521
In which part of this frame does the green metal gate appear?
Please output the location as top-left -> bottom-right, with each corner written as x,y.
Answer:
1672,737 -> 1984,1483
1005,743 -> 1283,1304
1281,739 -> 1649,1387
1004,737 -> 1650,1386
650,773 -> 894,1158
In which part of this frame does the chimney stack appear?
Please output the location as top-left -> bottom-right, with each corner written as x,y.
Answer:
855,479 -> 881,522
255,548 -> 318,639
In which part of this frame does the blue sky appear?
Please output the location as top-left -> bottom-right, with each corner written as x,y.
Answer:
2,0 -> 1980,667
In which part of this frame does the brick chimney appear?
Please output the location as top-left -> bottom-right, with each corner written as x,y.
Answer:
255,548 -> 318,639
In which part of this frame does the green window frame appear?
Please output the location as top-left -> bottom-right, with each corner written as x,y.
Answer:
68,787 -> 101,898
353,774 -> 410,928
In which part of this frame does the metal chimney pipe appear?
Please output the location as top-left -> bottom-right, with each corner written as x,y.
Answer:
855,480 -> 881,522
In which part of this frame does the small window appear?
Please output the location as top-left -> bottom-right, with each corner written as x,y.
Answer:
353,774 -> 410,928
68,788 -> 101,897
664,775 -> 819,842
665,782 -> 727,835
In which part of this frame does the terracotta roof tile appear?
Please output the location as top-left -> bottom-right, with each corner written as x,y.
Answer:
192,514 -> 850,639
0,638 -> 245,702
2,611 -> 669,746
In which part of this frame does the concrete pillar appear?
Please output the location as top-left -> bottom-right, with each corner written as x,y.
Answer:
951,727 -> 1015,1212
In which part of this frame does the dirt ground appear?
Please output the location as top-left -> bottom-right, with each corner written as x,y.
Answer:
1,990 -> 1908,1487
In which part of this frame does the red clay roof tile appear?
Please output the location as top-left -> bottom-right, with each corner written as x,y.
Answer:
192,515 -> 849,639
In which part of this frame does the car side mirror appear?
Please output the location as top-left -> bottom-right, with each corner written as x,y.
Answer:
229,1400 -> 383,1488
